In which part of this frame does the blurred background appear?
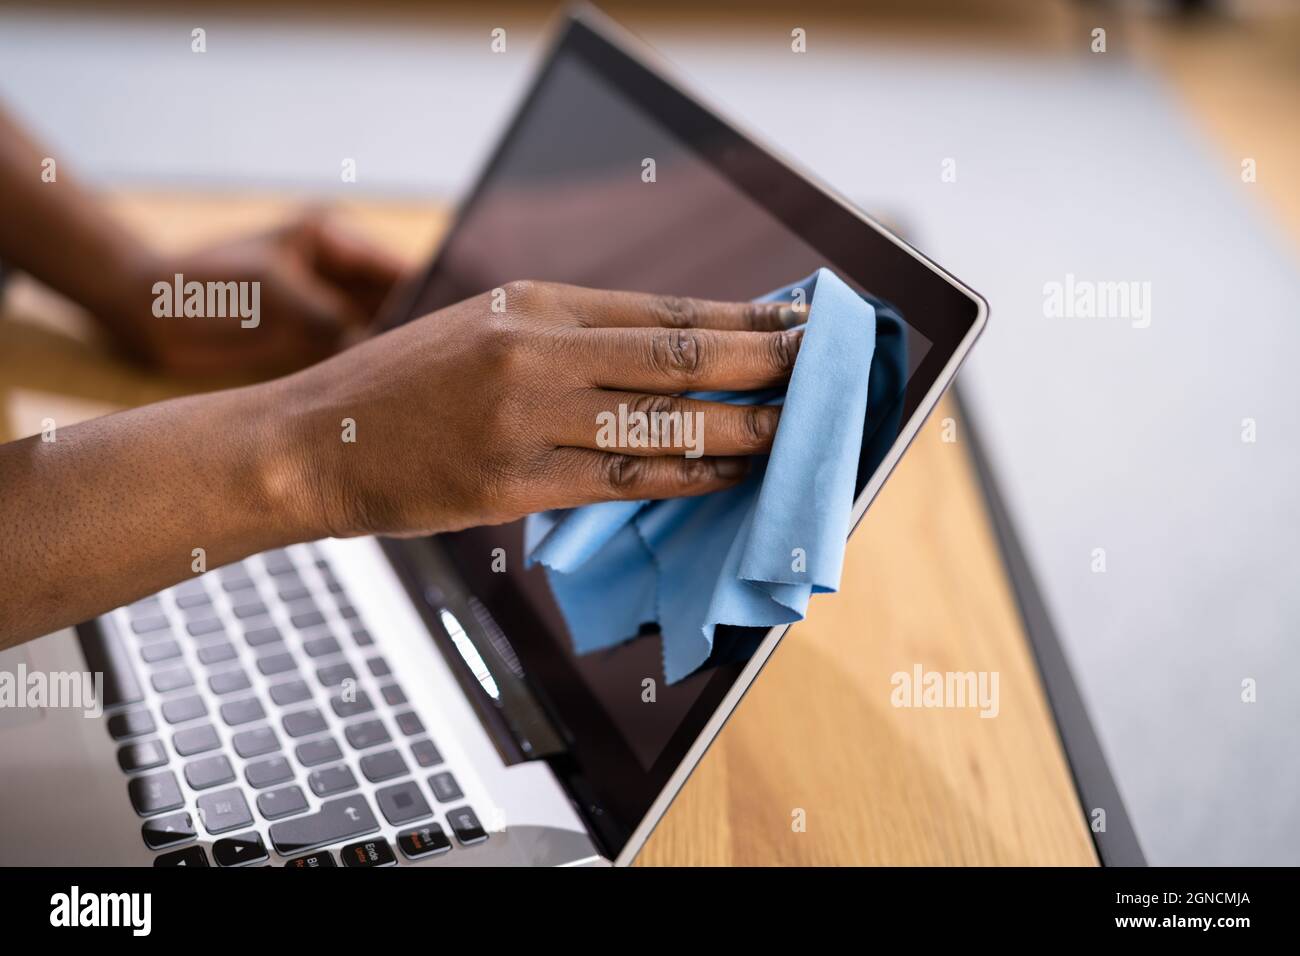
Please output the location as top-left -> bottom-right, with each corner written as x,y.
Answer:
2,0 -> 1298,865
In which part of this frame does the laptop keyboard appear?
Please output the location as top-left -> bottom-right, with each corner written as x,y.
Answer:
100,544 -> 489,866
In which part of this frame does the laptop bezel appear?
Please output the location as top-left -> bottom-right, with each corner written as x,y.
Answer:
379,4 -> 989,865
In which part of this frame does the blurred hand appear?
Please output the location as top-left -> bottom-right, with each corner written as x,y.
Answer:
280,280 -> 803,537
109,210 -> 406,377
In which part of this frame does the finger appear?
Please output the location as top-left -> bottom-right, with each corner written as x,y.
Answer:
579,325 -> 802,393
311,219 -> 405,288
546,447 -> 751,505
566,287 -> 801,331
555,390 -> 779,457
276,266 -> 364,341
305,217 -> 406,322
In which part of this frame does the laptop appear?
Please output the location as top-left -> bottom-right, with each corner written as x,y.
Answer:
0,7 -> 986,867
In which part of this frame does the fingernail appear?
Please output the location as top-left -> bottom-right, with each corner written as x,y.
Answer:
715,457 -> 749,478
775,305 -> 803,328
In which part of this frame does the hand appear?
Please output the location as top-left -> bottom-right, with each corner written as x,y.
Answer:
279,281 -> 804,537
107,211 -> 406,378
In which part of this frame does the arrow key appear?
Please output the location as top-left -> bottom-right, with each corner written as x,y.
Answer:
214,831 -> 268,867
155,845 -> 209,867
142,811 -> 196,850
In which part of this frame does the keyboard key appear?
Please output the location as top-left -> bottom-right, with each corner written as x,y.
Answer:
395,711 -> 424,736
447,805 -> 488,845
315,662 -> 354,687
338,605 -> 359,621
142,811 -> 196,849
118,739 -> 167,773
151,667 -> 194,693
340,838 -> 396,868
220,575 -> 256,594
196,787 -> 253,834
179,601 -> 216,621
232,600 -> 268,620
308,764 -> 357,797
129,595 -> 162,615
128,771 -> 184,816
277,583 -> 310,603
161,695 -> 206,724
398,823 -> 451,860
232,725 -> 280,758
283,708 -> 327,738
303,634 -> 341,658
263,550 -> 297,576
287,596 -> 320,617
154,845 -> 208,867
131,614 -> 171,635
245,755 -> 294,789
209,668 -> 251,696
244,624 -> 282,648
185,754 -> 235,790
197,642 -> 237,666
269,793 -> 378,854
186,617 -> 225,638
291,609 -> 326,630
257,651 -> 298,677
173,724 -> 220,757
108,708 -> 155,740
269,679 -> 312,706
344,719 -> 390,751
366,657 -> 391,677
428,770 -> 463,803
375,781 -> 432,826
329,689 -> 373,718
175,590 -> 213,610
410,739 -> 443,768
258,784 -> 309,821
220,697 -> 266,726
214,831 -> 269,867
380,683 -> 407,707
295,737 -> 343,767
140,639 -> 181,664
285,850 -> 336,868
351,628 -> 374,647
360,749 -> 407,783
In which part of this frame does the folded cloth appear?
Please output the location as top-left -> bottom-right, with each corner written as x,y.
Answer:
526,268 -> 887,683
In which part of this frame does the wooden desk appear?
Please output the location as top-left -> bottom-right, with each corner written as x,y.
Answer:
0,190 -> 1096,865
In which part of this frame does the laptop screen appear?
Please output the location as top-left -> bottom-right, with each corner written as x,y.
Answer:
389,16 -> 981,856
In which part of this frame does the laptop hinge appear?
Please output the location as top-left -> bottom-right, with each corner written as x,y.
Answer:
377,537 -> 567,766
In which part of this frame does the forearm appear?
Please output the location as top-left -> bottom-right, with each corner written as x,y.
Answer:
0,102 -> 156,331
0,381 -> 325,648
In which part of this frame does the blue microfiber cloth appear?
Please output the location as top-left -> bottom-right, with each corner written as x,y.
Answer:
525,268 -> 888,683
